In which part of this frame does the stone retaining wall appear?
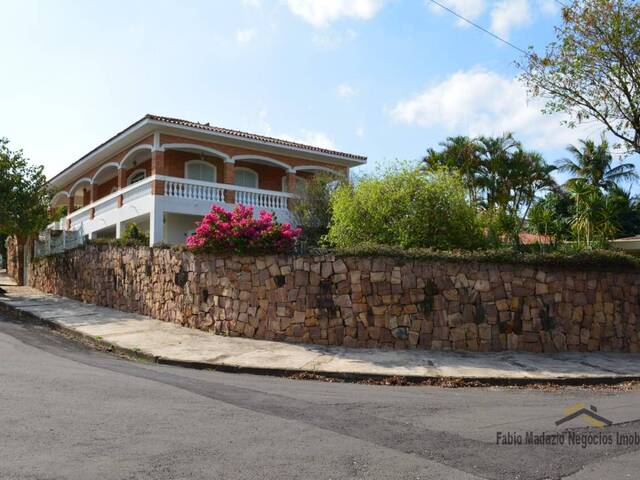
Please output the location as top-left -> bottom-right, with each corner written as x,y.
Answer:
28,244 -> 640,352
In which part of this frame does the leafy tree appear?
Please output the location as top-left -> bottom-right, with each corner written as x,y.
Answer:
557,138 -> 637,190
291,173 -> 345,247
519,0 -> 640,154
0,138 -> 51,238
327,165 -> 485,250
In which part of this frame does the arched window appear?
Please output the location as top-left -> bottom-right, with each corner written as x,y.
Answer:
234,167 -> 259,189
281,175 -> 307,195
127,169 -> 146,185
185,160 -> 216,182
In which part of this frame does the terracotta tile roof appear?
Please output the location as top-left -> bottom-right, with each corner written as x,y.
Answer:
518,232 -> 552,245
49,114 -> 366,185
146,114 -> 367,161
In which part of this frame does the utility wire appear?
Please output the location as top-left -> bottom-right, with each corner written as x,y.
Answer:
427,0 -> 530,56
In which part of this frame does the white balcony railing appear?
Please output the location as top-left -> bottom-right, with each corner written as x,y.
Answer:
65,176 -> 155,225
164,177 -> 225,202
159,176 -> 292,210
53,175 -> 294,237
234,185 -> 290,210
61,176 -> 155,233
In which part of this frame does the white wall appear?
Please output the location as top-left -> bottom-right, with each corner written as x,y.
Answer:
163,213 -> 202,245
611,240 -> 640,252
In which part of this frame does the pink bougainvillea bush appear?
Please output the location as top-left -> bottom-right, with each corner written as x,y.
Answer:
186,204 -> 302,254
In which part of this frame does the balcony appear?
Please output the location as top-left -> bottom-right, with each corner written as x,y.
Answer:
57,175 -> 295,245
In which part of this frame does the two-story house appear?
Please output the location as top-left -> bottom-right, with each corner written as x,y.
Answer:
48,114 -> 367,245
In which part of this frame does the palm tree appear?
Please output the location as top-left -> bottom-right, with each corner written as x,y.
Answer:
605,185 -> 640,238
476,133 -> 520,210
423,136 -> 482,205
528,190 -> 573,245
596,195 -> 620,243
567,180 -> 602,248
558,139 -> 637,191
509,150 -> 557,232
425,133 -> 557,245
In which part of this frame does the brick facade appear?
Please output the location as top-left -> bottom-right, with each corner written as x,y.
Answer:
53,132 -> 348,210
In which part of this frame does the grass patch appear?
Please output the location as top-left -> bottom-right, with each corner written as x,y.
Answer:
325,244 -> 640,271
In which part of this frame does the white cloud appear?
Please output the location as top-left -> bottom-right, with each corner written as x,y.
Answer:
429,0 -> 553,36
242,0 -> 263,7
356,126 -> 365,138
427,0 -> 487,27
337,83 -> 358,98
390,68 -> 599,151
279,130 -> 336,149
489,0 -> 532,39
255,110 -> 335,149
236,28 -> 257,44
537,0 -> 559,15
285,0 -> 387,27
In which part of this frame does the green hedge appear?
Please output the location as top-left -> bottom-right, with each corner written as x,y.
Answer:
324,244 -> 640,271
86,238 -> 152,248
49,240 -> 640,272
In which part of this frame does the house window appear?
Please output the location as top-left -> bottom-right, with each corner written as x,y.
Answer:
234,168 -> 259,189
127,169 -> 146,185
281,175 -> 307,195
185,160 -> 216,182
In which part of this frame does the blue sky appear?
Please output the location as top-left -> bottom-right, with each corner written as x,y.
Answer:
0,0 -> 630,184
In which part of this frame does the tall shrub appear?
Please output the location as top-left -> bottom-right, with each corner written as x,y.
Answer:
326,166 -> 485,250
121,223 -> 149,246
186,204 -> 301,254
291,173 -> 345,247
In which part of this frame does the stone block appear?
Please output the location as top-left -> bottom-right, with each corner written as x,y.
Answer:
370,271 -> 386,283
474,279 -> 491,292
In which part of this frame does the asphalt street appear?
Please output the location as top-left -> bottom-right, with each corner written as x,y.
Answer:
2,311 -> 640,480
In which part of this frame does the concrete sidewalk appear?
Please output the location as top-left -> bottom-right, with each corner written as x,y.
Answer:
2,274 -> 640,381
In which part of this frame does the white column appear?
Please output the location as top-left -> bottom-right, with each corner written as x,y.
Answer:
149,205 -> 164,246
115,221 -> 122,240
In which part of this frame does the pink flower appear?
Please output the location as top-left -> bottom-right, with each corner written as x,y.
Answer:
185,203 -> 301,254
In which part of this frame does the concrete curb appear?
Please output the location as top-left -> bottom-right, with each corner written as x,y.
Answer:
0,301 -> 157,363
3,298 -> 640,387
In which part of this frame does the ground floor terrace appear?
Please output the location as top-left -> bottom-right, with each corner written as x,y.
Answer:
49,143 -> 342,246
